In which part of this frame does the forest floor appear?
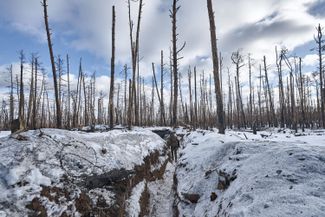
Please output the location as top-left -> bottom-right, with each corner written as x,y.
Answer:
175,128 -> 325,217
0,127 -> 324,217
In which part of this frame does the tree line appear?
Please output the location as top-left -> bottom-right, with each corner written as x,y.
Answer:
0,0 -> 324,134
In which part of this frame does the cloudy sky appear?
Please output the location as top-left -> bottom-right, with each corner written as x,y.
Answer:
0,0 -> 325,100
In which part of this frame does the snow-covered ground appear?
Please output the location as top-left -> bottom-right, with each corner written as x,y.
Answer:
176,129 -> 325,217
148,162 -> 176,217
0,128 -> 166,216
0,131 -> 10,138
1,127 -> 325,217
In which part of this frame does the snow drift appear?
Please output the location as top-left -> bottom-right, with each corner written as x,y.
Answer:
176,129 -> 325,217
0,128 -> 167,216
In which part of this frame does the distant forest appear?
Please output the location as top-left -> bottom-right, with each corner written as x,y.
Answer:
2,0 -> 325,134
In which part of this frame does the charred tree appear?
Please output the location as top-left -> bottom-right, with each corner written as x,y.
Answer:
171,0 -> 185,127
314,24 -> 325,128
42,0 -> 62,128
207,0 -> 225,133
109,6 -> 116,129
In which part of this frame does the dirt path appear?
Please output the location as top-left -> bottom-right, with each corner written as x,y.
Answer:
147,162 -> 176,217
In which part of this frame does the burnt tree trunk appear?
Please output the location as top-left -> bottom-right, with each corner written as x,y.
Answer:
207,0 -> 225,134
109,6 -> 116,129
42,0 -> 61,128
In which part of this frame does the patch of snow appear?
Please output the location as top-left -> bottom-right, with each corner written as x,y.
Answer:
126,181 -> 146,217
176,129 -> 325,217
26,168 -> 51,186
89,188 -> 115,206
0,131 -> 10,138
148,162 -> 175,217
0,128 -> 165,216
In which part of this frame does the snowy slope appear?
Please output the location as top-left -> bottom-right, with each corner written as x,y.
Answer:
0,131 -> 10,138
0,128 -> 166,216
176,129 -> 325,217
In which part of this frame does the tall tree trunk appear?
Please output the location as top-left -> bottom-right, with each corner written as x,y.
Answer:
315,24 -> 325,128
248,54 -> 253,127
9,65 -> 14,125
169,48 -> 173,125
188,67 -> 193,126
299,58 -> 306,132
276,47 -> 285,128
42,0 -> 61,128
66,54 -> 71,128
127,79 -> 132,130
127,0 -> 143,126
194,66 -> 198,128
124,65 -> 128,125
171,0 -> 179,127
18,51 -> 25,130
152,63 -> 165,125
32,57 -> 38,129
27,56 -> 34,128
263,56 -> 276,127
207,0 -> 225,133
160,50 -> 166,125
109,6 -> 116,129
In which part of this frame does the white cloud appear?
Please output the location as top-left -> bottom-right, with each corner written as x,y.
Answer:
0,0 -> 324,105
302,54 -> 319,66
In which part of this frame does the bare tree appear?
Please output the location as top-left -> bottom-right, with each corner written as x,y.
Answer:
42,0 -> 61,128
152,63 -> 165,125
66,54 -> 71,128
9,65 -> 14,125
207,0 -> 225,133
314,24 -> 325,127
170,0 -> 186,127
160,50 -> 166,125
263,56 -> 277,127
231,50 -> 246,128
128,0 -> 144,126
18,51 -> 25,130
276,47 -> 285,128
109,5 -> 116,129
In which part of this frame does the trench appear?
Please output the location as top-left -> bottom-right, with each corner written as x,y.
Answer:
149,129 -> 181,217
26,129 -> 181,217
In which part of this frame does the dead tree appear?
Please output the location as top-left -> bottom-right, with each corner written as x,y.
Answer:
263,56 -> 277,127
27,56 -> 34,128
207,0 -> 225,133
123,65 -> 128,125
231,50 -> 246,128
282,53 -> 296,131
188,67 -> 193,125
160,50 -> 166,125
127,79 -> 132,130
170,0 -> 186,127
128,0 -> 143,126
314,24 -> 325,128
32,57 -> 39,129
18,51 -> 25,130
66,54 -> 71,128
276,47 -> 285,128
248,54 -> 253,127
42,0 -> 62,128
152,63 -> 165,125
194,66 -> 198,128
257,65 -> 263,127
179,73 -> 186,123
109,5 -> 116,129
169,48 -> 173,124
298,57 -> 306,131
82,69 -> 88,126
227,68 -> 233,128
9,65 -> 14,125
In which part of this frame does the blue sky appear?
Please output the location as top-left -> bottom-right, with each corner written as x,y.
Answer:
0,0 -> 325,100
